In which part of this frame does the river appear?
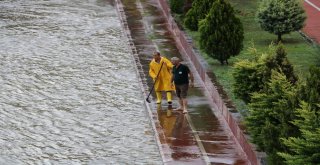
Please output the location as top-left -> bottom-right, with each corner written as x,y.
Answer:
0,0 -> 162,164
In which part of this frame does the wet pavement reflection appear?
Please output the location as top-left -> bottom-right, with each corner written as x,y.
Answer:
157,104 -> 204,164
120,0 -> 249,164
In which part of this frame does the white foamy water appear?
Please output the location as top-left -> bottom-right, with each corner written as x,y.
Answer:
0,0 -> 161,164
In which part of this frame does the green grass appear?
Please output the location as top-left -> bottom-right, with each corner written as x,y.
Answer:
179,0 -> 320,115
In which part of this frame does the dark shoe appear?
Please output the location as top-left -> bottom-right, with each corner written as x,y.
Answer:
167,101 -> 172,105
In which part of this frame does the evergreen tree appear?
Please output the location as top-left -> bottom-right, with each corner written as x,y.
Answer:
169,0 -> 184,14
264,43 -> 297,83
278,67 -> 320,164
199,0 -> 244,65
233,43 -> 296,103
257,0 -> 306,42
233,59 -> 265,103
184,0 -> 215,31
246,71 -> 299,164
299,66 -> 320,110
279,102 -> 320,165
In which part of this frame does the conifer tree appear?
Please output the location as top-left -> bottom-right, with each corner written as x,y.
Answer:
199,0 -> 243,65
233,43 -> 296,103
264,43 -> 297,83
279,67 -> 320,164
233,59 -> 265,103
279,102 -> 320,165
184,0 -> 215,31
246,71 -> 299,164
257,0 -> 306,42
299,66 -> 320,110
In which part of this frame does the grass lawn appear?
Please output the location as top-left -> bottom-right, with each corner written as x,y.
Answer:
180,0 -> 320,115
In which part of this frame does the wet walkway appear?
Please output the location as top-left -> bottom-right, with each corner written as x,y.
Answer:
116,0 -> 249,164
303,0 -> 320,43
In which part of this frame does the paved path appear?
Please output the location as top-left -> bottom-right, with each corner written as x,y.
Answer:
116,0 -> 249,164
303,0 -> 320,43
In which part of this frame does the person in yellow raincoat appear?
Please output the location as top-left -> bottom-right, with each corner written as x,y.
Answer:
149,51 -> 175,104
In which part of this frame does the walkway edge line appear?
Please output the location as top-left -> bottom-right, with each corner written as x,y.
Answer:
155,0 -> 260,164
305,0 -> 320,11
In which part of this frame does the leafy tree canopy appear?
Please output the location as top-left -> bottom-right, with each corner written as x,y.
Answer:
257,0 -> 306,42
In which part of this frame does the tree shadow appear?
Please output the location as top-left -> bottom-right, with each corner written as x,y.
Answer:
256,36 -> 306,45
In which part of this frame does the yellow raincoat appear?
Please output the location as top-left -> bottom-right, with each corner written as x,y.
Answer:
149,57 -> 175,92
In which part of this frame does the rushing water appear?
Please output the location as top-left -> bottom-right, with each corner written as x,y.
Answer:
0,0 -> 162,164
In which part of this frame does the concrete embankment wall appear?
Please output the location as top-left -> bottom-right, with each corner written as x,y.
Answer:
114,0 -> 167,163
155,0 -> 259,164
